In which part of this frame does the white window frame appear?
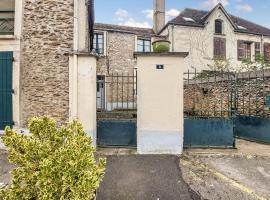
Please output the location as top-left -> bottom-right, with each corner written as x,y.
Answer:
93,31 -> 107,56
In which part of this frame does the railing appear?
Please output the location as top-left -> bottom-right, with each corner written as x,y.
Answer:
97,72 -> 137,113
0,11 -> 15,35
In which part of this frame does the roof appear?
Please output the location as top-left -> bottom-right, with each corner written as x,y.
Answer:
166,4 -> 270,36
94,23 -> 155,36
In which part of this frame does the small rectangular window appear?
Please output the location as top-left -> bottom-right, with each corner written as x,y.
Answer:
137,38 -> 151,52
255,42 -> 261,61
238,40 -> 251,61
214,37 -> 226,59
264,43 -> 270,62
93,33 -> 104,54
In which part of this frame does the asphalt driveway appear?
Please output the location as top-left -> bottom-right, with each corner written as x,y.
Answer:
97,155 -> 200,200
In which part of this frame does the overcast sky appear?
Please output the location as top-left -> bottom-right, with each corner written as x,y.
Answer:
95,0 -> 270,29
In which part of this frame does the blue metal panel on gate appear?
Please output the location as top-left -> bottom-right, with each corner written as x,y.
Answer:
0,52 -> 13,130
184,118 -> 234,147
97,120 -> 137,146
235,116 -> 270,144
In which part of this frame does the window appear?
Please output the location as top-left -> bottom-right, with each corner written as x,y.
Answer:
183,17 -> 195,22
238,40 -> 251,61
215,20 -> 223,34
93,33 -> 104,54
137,38 -> 151,52
214,37 -> 226,59
264,43 -> 270,62
255,42 -> 261,61
0,0 -> 15,35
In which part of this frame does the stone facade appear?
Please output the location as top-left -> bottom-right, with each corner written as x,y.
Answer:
97,31 -> 137,75
21,0 -> 74,126
161,8 -> 270,72
184,70 -> 270,118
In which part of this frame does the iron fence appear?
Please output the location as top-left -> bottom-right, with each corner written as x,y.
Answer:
184,69 -> 270,118
184,69 -> 236,118
96,72 -> 137,114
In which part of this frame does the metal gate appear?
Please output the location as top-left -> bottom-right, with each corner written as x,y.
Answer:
0,52 -> 13,130
184,70 -> 235,148
234,70 -> 270,144
97,72 -> 137,147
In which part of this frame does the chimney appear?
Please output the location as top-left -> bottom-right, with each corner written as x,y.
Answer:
153,0 -> 165,34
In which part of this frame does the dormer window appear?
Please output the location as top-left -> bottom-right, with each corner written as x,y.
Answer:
215,19 -> 223,34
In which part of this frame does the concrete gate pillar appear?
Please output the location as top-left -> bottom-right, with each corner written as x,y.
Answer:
135,52 -> 188,154
69,53 -> 97,146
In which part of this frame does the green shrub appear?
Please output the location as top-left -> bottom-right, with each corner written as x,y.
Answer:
153,41 -> 170,53
0,117 -> 106,200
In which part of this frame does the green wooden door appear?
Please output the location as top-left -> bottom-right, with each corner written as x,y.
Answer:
0,52 -> 13,130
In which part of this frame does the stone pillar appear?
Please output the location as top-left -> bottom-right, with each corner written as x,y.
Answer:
69,53 -> 97,146
135,52 -> 188,154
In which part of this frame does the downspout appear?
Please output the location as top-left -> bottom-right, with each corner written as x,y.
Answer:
171,24 -> 175,52
72,0 -> 79,119
261,34 -> 264,54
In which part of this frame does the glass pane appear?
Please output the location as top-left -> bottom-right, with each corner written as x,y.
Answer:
137,40 -> 144,45
137,45 -> 143,52
144,45 -> 151,52
98,34 -> 103,39
144,40 -> 151,46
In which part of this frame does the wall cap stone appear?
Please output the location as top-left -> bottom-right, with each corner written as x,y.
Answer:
134,52 -> 189,58
68,51 -> 99,57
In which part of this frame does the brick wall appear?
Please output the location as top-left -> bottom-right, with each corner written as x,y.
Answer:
21,0 -> 74,126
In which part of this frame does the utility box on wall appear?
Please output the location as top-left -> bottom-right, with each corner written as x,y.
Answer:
134,52 -> 188,154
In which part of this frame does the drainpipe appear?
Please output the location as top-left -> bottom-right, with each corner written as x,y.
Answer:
172,24 -> 175,52
72,0 -> 79,119
261,34 -> 264,53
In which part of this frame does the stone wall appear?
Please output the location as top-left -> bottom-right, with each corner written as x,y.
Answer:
21,0 -> 74,126
184,71 -> 270,118
97,31 -> 136,75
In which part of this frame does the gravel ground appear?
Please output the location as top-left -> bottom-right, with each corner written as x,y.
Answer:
181,139 -> 270,200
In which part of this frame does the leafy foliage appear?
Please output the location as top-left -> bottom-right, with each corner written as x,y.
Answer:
153,42 -> 170,53
239,54 -> 270,72
0,117 -> 106,200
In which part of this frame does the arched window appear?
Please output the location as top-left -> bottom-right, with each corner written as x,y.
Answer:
215,20 -> 223,34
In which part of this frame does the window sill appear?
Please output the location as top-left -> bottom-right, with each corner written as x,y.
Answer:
214,33 -> 226,36
0,35 -> 15,40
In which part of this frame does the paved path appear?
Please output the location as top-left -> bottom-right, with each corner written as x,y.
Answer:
97,155 -> 200,200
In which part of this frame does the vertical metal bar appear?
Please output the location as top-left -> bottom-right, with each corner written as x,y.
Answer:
122,72 -> 124,109
111,73 -> 114,111
242,72 -> 245,115
207,73 -> 210,117
116,73 -> 119,109
127,73 -> 129,109
255,72 -> 258,116
248,72 -> 251,116
263,69 -> 265,117
213,72 -> 216,117
227,73 -> 230,117
221,73 -> 223,118
105,76 -> 107,111
132,71 -> 135,109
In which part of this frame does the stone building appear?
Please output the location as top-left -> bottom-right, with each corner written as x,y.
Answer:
94,2 -> 270,73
